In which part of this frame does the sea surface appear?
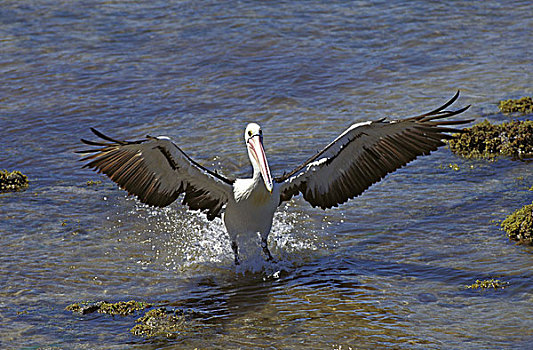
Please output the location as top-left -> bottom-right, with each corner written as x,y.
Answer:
1,1 -> 532,349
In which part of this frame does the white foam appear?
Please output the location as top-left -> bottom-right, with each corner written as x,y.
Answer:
126,201 -> 330,276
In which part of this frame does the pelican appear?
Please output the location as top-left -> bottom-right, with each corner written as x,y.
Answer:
77,91 -> 470,264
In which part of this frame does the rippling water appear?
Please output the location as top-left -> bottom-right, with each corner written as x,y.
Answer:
1,1 -> 532,349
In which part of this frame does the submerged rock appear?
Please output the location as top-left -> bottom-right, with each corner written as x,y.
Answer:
130,307 -> 188,338
0,169 -> 29,192
66,300 -> 152,316
499,96 -> 533,114
448,120 -> 533,160
501,202 -> 533,245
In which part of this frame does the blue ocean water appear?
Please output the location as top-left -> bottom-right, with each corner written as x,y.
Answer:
1,1 -> 532,348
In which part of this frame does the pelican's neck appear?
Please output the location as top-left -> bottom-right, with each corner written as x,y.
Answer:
233,178 -> 263,202
232,160 -> 271,203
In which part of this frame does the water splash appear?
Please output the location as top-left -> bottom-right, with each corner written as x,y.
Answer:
125,200 -> 331,275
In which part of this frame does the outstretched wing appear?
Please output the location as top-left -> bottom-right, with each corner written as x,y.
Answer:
77,128 -> 234,220
276,91 -> 471,209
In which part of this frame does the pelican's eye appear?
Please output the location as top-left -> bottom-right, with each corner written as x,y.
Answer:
259,129 -> 262,135
248,130 -> 253,137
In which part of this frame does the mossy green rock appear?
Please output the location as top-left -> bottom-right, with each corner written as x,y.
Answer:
448,120 -> 533,159
86,180 -> 102,186
0,169 -> 29,192
466,279 -> 509,290
66,300 -> 152,316
501,202 -> 533,245
499,96 -> 533,114
130,307 -> 187,338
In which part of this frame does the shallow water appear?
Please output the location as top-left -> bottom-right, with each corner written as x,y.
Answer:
1,0 -> 532,349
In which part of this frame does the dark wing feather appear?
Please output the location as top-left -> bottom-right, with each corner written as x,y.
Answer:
77,129 -> 234,220
276,91 -> 472,209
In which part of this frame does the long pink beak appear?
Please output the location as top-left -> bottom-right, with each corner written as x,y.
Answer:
248,135 -> 273,193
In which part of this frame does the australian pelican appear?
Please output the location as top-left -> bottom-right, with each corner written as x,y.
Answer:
78,91 -> 470,264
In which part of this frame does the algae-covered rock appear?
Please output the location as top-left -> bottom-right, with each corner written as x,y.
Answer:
66,300 -> 152,316
0,169 -> 29,192
130,307 -> 187,338
466,279 -> 509,290
66,301 -> 102,315
86,180 -> 102,186
448,120 -> 533,159
98,300 -> 152,316
499,96 -> 533,114
66,301 -> 202,338
65,300 -> 200,339
501,202 -> 533,245
438,163 -> 461,171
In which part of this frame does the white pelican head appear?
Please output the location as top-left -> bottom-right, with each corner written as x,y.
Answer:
245,123 -> 273,193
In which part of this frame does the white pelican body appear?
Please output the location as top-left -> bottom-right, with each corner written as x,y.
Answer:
78,92 -> 470,264
224,178 -> 280,263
